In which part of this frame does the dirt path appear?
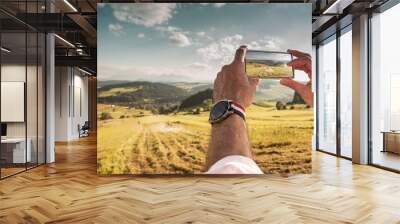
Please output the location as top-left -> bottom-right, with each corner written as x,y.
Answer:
128,120 -> 208,174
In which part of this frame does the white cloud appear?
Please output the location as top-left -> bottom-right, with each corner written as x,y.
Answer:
98,63 -> 213,82
156,26 -> 191,47
99,36 -> 280,82
194,31 -> 213,43
155,26 -> 176,33
108,4 -> 191,47
248,36 -> 282,51
188,62 -> 211,70
108,23 -> 124,37
97,3 -> 105,8
137,33 -> 145,38
168,32 -> 191,47
196,34 -> 244,65
213,3 -> 226,8
199,3 -> 226,8
196,34 -> 283,77
110,4 -> 176,27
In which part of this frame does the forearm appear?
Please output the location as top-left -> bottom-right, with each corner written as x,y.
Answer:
206,114 -> 252,169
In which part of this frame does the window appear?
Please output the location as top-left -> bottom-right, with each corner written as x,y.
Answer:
317,35 -> 337,154
370,3 -> 400,171
339,27 -> 352,158
0,1 -> 46,179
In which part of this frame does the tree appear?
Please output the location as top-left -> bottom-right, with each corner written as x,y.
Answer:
276,101 -> 287,110
100,112 -> 113,120
192,108 -> 201,115
291,92 -> 306,104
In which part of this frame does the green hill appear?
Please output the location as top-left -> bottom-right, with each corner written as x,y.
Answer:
98,82 -> 189,108
97,80 -> 130,88
179,89 -> 213,111
97,80 -> 304,113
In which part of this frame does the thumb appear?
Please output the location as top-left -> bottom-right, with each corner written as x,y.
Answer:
233,45 -> 247,64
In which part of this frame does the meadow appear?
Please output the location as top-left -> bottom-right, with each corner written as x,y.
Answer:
97,103 -> 313,175
246,61 -> 293,79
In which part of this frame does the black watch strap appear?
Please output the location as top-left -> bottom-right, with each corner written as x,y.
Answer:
209,100 -> 246,124
232,108 -> 246,121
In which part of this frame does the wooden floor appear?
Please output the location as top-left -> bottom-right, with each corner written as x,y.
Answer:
372,151 -> 400,171
1,167 -> 26,178
1,136 -> 400,224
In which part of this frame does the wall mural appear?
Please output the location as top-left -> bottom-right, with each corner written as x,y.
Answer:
97,3 -> 313,175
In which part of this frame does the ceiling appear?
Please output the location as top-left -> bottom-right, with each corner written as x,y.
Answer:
0,0 -> 393,75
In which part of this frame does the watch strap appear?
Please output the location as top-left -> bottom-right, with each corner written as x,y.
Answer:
209,100 -> 246,124
230,101 -> 246,121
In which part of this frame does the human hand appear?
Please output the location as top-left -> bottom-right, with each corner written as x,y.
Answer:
280,49 -> 313,107
213,46 -> 260,108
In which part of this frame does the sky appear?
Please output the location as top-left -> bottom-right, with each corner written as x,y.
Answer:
98,3 -> 311,82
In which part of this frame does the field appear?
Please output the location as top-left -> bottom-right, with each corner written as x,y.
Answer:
98,87 -> 141,97
97,103 -> 313,175
246,61 -> 292,79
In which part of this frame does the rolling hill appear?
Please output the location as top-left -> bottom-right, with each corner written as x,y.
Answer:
179,89 -> 213,111
98,80 -> 304,113
98,82 -> 189,108
97,80 -> 131,88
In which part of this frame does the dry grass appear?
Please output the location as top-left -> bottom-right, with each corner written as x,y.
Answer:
97,104 -> 313,174
246,62 -> 292,78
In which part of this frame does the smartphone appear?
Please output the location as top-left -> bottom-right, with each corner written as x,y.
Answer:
245,50 -> 294,79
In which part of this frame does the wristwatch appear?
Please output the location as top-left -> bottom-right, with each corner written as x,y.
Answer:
209,100 -> 246,124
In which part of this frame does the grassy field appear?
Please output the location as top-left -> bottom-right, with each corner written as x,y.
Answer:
246,62 -> 292,79
97,104 -> 313,175
98,87 -> 141,97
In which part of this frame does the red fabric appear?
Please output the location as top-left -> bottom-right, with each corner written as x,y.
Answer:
231,101 -> 245,112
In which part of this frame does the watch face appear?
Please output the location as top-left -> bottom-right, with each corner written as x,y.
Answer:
210,101 -> 229,121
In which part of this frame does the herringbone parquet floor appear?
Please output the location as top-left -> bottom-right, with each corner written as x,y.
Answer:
1,136 -> 400,224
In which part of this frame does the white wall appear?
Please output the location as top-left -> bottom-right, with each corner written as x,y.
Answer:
1,82 -> 25,122
55,67 -> 69,141
55,67 -> 89,141
72,73 -> 89,138
1,63 -> 46,164
1,65 -> 41,138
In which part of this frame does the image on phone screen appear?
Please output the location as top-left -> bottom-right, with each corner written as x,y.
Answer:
245,50 -> 294,79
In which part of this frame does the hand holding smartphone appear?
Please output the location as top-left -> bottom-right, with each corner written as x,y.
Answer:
245,50 -> 294,79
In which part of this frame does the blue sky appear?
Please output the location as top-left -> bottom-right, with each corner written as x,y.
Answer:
98,3 -> 311,82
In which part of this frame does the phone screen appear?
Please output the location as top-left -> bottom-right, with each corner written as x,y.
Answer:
245,50 -> 294,79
